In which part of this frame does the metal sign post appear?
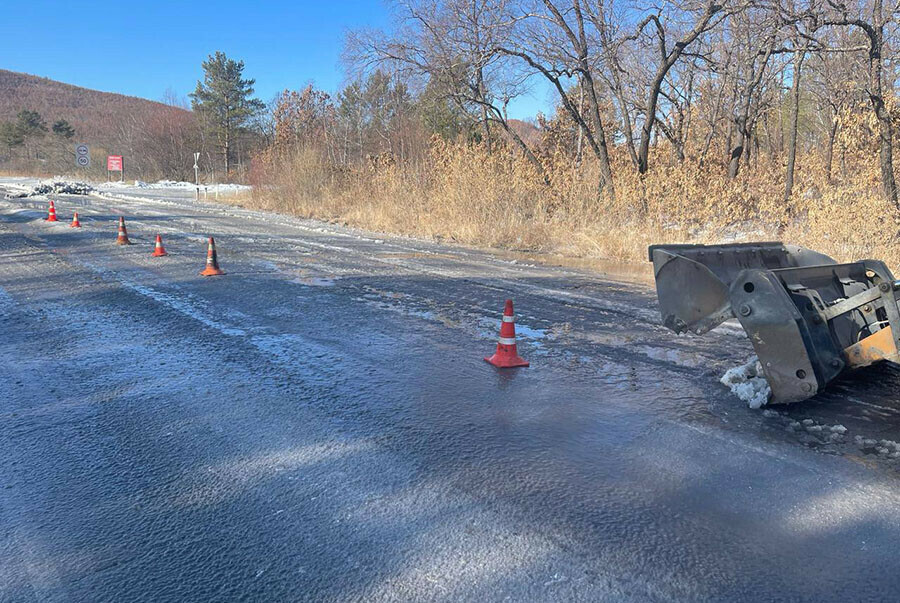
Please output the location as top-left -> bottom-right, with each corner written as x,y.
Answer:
193,152 -> 200,201
107,156 -> 124,182
75,143 -> 90,168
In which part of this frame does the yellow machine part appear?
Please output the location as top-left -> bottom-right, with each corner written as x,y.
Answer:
844,326 -> 900,368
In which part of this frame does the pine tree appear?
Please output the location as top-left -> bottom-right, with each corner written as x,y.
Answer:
52,120 -> 75,139
0,121 -> 24,157
190,52 -> 264,177
15,110 -> 47,159
15,110 -> 47,140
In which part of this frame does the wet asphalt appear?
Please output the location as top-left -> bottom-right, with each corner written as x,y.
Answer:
2,180 -> 900,601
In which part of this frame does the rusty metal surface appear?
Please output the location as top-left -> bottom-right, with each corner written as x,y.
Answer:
845,326 -> 900,367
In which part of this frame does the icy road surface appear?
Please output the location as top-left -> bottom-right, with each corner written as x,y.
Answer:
3,177 -> 900,601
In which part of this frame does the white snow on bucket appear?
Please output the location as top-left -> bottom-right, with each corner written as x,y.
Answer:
721,356 -> 772,409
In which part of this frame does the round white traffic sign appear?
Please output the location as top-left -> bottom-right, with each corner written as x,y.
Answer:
76,155 -> 90,167
75,144 -> 89,156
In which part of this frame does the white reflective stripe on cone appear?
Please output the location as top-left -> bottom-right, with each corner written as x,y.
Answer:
498,337 -> 517,345
501,316 -> 515,322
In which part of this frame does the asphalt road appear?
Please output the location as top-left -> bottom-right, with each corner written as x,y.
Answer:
3,179 -> 900,602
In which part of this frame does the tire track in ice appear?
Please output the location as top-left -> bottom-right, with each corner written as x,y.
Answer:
78,260 -> 247,337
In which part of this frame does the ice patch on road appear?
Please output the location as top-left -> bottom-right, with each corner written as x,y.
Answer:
293,276 -> 336,287
721,356 -> 771,409
478,316 -> 547,341
636,345 -> 708,368
80,261 -> 246,337
0,283 -> 14,315
122,281 -> 247,337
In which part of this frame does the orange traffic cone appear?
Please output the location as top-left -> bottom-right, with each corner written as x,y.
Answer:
46,200 -> 58,222
151,234 -> 167,257
115,216 -> 131,245
70,212 -> 81,228
485,299 -> 529,368
199,237 -> 224,276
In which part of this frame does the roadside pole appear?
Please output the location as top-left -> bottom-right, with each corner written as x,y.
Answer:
75,144 -> 90,170
194,152 -> 200,201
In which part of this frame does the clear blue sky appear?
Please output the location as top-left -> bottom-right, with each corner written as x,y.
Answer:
1,0 -> 549,119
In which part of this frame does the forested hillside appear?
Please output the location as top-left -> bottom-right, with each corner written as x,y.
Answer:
0,69 -> 237,181
0,69 -> 185,142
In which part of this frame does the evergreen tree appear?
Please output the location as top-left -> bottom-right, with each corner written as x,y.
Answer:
52,119 -> 75,139
15,110 -> 47,139
0,121 -> 24,156
190,51 -> 264,177
419,79 -> 469,141
15,110 -> 47,159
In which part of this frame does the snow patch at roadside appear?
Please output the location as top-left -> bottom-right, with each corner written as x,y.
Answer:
100,180 -> 251,193
721,356 -> 771,409
10,180 -> 94,197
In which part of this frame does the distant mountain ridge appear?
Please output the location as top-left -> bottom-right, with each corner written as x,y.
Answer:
0,68 -> 189,146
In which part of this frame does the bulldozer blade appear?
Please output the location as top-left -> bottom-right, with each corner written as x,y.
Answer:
649,242 -> 900,404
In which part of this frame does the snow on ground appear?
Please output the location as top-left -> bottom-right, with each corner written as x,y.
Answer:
99,179 -> 251,193
7,177 -> 250,196
721,356 -> 772,409
9,180 -> 95,196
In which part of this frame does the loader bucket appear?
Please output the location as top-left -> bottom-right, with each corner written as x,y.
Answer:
649,243 -> 900,404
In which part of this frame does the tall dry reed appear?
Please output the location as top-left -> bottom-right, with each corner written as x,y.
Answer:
247,125 -> 900,269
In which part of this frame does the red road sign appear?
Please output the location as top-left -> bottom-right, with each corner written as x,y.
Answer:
107,155 -> 124,172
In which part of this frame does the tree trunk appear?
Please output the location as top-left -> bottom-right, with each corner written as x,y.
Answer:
728,41 -> 774,179
635,3 -> 720,174
727,116 -> 746,179
481,106 -> 492,154
874,97 -> 897,208
869,0 -> 898,208
581,71 -> 616,200
824,115 -> 837,183
784,50 -> 804,202
224,129 -> 230,177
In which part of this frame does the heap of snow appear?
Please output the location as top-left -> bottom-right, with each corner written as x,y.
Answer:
143,180 -> 250,192
95,180 -> 251,193
99,180 -> 146,189
721,356 -> 772,409
107,180 -> 250,192
13,181 -> 95,197
153,180 -> 196,188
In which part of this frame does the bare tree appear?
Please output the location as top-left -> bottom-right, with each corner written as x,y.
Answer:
348,0 -> 547,175
619,0 -> 732,174
823,0 -> 899,208
727,8 -> 778,179
501,0 -> 617,199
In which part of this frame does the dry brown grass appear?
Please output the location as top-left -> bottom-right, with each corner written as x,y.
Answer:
246,120 -> 900,270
